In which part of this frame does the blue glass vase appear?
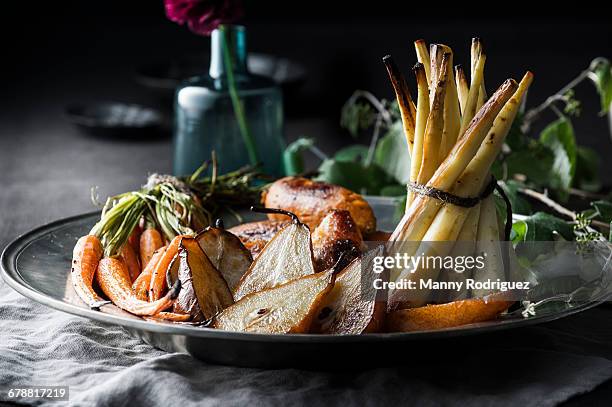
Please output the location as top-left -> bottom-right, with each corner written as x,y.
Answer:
173,25 -> 284,176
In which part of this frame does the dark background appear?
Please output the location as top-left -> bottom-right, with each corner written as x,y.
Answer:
3,2 -> 611,151
0,1 -> 610,193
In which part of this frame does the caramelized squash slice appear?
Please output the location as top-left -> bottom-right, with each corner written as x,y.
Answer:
385,297 -> 512,332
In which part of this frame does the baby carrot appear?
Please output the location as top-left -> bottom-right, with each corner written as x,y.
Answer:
71,235 -> 110,309
127,224 -> 143,253
120,243 -> 141,282
132,245 -> 166,301
139,228 -> 164,270
96,257 -> 180,316
149,235 -> 183,301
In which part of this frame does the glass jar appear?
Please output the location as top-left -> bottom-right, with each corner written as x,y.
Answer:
173,25 -> 284,176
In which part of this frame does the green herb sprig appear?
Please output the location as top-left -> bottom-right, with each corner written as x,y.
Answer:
90,155 -> 264,257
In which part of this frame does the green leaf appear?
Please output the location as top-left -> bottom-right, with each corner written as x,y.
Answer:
590,58 -> 612,114
511,220 -> 528,244
394,194 -> 407,223
504,144 -> 555,186
592,200 -> 612,223
282,138 -> 314,176
334,145 -> 369,163
373,121 -> 411,184
379,184 -> 406,197
340,99 -> 376,138
315,159 -> 394,195
539,117 -> 577,200
512,211 -> 574,242
574,146 -> 601,192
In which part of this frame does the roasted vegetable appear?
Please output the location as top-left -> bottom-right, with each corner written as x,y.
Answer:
173,237 -> 234,321
414,39 -> 431,87
311,209 -> 362,272
228,219 -> 290,258
311,248 -> 385,334
473,196 -> 505,297
407,62 -> 430,206
139,228 -> 164,270
262,177 -> 376,235
71,235 -> 110,308
385,297 -> 512,332
390,78 -> 517,245
382,54 -> 417,152
389,73 -> 532,308
132,245 -> 166,301
214,270 -> 334,333
127,224 -> 142,253
119,243 -> 140,282
455,65 -> 469,115
149,235 -> 183,301
415,52 -> 449,187
196,226 -> 253,290
233,209 -> 315,301
96,257 -> 180,316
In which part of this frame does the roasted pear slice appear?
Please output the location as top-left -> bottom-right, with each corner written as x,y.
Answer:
173,237 -> 234,321
214,270 -> 334,333
311,246 -> 385,334
233,208 -> 315,301
196,225 -> 253,291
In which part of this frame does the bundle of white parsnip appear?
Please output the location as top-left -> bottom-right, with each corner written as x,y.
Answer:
383,38 -> 533,308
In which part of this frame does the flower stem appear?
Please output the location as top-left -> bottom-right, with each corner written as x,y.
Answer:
220,27 -> 258,166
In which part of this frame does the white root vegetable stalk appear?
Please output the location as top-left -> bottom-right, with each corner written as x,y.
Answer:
384,38 -> 534,309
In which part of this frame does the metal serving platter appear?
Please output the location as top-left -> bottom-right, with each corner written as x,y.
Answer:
2,197 -> 610,368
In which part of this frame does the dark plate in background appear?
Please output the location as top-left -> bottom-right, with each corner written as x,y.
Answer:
65,102 -> 168,139
65,54 -> 306,138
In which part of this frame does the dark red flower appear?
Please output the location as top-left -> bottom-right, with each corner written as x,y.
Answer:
164,0 -> 244,36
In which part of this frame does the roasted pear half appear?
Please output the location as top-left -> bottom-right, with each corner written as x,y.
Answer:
233,208 -> 315,301
214,270 -> 334,333
173,237 -> 234,321
196,226 -> 253,291
311,246 -> 385,334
